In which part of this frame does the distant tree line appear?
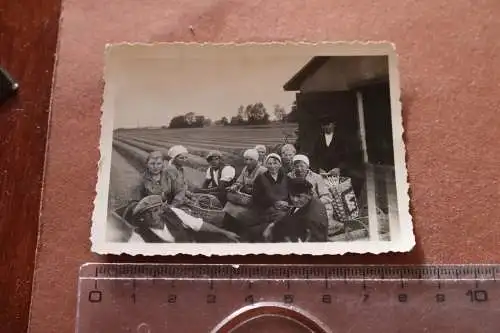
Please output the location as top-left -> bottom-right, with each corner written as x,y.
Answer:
169,112 -> 212,129
214,102 -> 296,127
168,101 -> 298,129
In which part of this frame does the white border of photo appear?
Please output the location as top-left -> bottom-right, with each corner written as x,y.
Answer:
91,41 -> 414,256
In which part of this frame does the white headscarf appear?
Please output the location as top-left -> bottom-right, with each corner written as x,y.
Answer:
264,153 -> 282,165
292,154 -> 310,167
167,145 -> 188,160
243,149 -> 259,161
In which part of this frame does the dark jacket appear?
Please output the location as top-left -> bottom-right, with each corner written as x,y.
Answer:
310,133 -> 350,173
136,170 -> 176,202
271,197 -> 328,242
252,170 -> 290,210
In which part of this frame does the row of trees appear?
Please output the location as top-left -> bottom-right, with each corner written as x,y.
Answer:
169,102 -> 296,128
169,112 -> 212,128
214,102 -> 293,126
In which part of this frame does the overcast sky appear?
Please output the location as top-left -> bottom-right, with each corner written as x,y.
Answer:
110,55 -> 311,129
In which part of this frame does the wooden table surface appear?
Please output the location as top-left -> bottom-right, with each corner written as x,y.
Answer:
0,1 -> 61,332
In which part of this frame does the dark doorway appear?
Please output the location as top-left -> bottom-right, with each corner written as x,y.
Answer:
295,90 -> 361,161
294,91 -> 365,198
358,81 -> 394,166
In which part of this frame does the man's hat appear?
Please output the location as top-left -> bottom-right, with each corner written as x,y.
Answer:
288,177 -> 313,195
318,113 -> 336,125
132,195 -> 163,217
206,150 -> 222,161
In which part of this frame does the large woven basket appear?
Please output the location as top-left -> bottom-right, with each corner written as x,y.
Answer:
183,193 -> 225,226
226,190 -> 252,206
324,176 -> 360,222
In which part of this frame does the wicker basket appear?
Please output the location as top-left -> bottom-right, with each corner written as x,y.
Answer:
183,193 -> 225,226
325,176 -> 360,222
226,190 -> 252,206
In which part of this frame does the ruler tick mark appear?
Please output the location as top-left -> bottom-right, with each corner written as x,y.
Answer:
132,279 -> 137,304
94,267 -> 98,289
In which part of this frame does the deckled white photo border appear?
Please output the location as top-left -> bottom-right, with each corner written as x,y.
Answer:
90,41 -> 414,256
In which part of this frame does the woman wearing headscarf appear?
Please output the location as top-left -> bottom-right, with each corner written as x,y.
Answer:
287,154 -> 333,206
247,153 -> 291,241
164,145 -> 190,207
229,149 -> 267,194
288,154 -> 335,229
222,149 -> 267,238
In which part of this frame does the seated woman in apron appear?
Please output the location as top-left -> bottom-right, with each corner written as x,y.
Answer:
127,195 -> 240,243
288,153 -> 334,207
247,153 -> 291,242
163,145 -> 190,207
269,178 -> 328,243
222,149 -> 267,238
196,150 -> 236,205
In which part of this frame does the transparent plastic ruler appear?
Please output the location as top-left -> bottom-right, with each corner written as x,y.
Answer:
76,264 -> 499,333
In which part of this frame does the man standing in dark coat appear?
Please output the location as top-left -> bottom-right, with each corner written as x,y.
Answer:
310,117 -> 364,198
310,119 -> 348,174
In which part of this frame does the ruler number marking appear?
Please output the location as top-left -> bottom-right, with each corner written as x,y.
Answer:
284,294 -> 294,304
207,294 -> 217,304
436,293 -> 446,303
466,289 -> 488,302
88,290 -> 102,303
167,294 -> 177,304
245,295 -> 254,304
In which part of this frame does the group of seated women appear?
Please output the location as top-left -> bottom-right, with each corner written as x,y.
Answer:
118,143 -> 335,243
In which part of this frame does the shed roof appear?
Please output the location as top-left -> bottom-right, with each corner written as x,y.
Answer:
283,56 -> 330,91
283,56 -> 389,92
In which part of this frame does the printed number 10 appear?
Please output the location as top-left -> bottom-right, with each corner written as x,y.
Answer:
466,289 -> 488,302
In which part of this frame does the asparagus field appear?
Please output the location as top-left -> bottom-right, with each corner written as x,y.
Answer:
109,124 -> 298,209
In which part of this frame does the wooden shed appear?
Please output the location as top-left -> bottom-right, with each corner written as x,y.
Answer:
283,56 -> 397,240
283,55 -> 394,166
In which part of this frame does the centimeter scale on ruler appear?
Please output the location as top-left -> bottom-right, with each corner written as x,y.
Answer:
77,264 -> 500,333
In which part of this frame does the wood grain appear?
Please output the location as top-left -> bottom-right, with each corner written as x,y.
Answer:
0,1 -> 61,332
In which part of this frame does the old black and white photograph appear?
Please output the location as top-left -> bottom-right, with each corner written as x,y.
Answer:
91,42 -> 414,255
